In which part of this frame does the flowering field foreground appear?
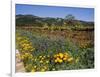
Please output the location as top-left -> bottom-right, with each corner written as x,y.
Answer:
16,28 -> 94,72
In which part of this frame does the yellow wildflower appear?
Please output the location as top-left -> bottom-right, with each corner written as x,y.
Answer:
34,58 -> 37,61
34,66 -> 37,68
31,69 -> 35,72
40,60 -> 43,63
43,55 -> 46,58
67,57 -> 74,62
41,69 -> 45,72
75,57 -> 79,63
39,56 -> 42,58
41,57 -> 44,60
46,60 -> 49,63
56,57 -> 60,61
58,59 -> 63,63
54,59 -> 58,63
17,37 -> 22,40
63,57 -> 67,61
64,52 -> 69,57
21,55 -> 24,60
59,53 -> 63,58
44,66 -> 47,70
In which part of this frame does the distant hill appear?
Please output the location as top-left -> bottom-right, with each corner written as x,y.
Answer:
16,14 -> 94,27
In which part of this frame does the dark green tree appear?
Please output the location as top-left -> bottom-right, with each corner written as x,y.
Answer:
64,14 -> 76,26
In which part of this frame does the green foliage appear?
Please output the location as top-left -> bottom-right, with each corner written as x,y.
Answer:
16,29 -> 94,72
16,14 -> 94,30
16,14 -> 94,72
65,14 -> 75,21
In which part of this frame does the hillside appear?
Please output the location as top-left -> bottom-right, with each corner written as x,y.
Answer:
16,14 -> 94,27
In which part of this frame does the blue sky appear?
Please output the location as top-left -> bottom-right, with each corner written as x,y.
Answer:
16,4 -> 94,22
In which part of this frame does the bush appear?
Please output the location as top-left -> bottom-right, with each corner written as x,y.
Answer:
16,29 -> 94,72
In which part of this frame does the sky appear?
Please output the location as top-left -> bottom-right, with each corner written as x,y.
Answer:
16,4 -> 94,22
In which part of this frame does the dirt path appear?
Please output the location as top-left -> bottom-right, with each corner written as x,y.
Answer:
15,50 -> 25,72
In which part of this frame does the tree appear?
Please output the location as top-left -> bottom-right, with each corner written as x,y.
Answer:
65,14 -> 75,21
55,18 -> 63,26
64,14 -> 76,26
